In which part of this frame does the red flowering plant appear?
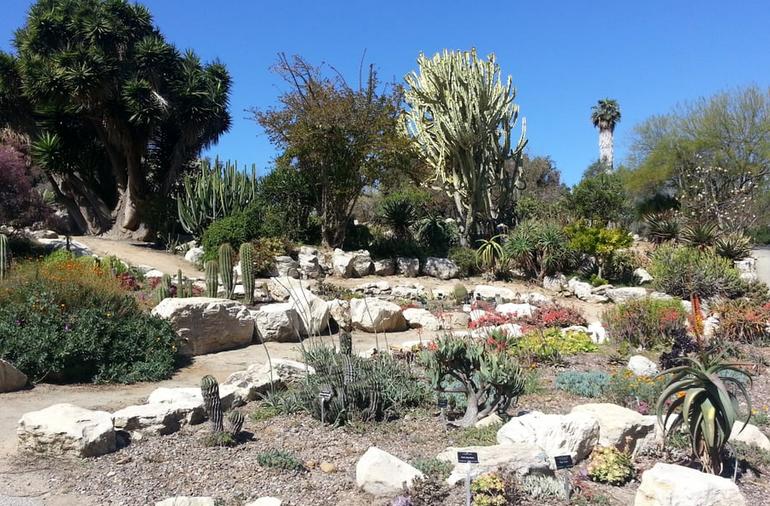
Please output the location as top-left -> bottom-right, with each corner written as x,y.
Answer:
468,312 -> 515,330
522,303 -> 587,329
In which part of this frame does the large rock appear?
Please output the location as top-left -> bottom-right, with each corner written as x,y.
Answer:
351,250 -> 373,277
328,298 -> 352,331
396,257 -> 419,277
628,355 -> 659,377
731,421 -> 770,451
568,278 -> 609,303
634,463 -> 745,506
155,498 -> 217,506
298,250 -> 322,279
152,297 -> 254,355
606,287 -> 648,304
332,249 -> 355,277
350,298 -> 408,332
251,304 -> 302,342
402,308 -> 442,331
354,281 -> 392,296
274,256 -> 299,278
436,444 -> 551,485
286,287 -> 330,335
373,259 -> 395,276
634,268 -> 653,284
184,247 -> 204,265
422,257 -> 460,280
543,273 -> 567,292
0,359 -> 28,393
392,284 -> 425,299
223,358 -> 314,403
355,446 -> 423,497
147,386 -> 238,412
473,285 -> 516,303
571,403 -> 655,451
495,303 -> 536,318
112,401 -> 204,436
17,404 -> 116,458
266,276 -> 311,301
587,321 -> 607,344
496,411 -> 599,464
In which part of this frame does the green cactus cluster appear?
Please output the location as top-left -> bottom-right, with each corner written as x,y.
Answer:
200,375 -> 244,447
205,260 -> 219,297
218,243 -> 235,298
239,242 -> 255,304
177,159 -> 258,239
155,273 -> 172,304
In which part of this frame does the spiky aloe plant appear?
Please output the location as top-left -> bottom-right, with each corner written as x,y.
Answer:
200,375 -> 224,433
656,354 -> 752,474
474,234 -> 507,276
205,260 -> 219,297
0,233 -> 8,280
239,242 -> 255,305
218,243 -> 235,299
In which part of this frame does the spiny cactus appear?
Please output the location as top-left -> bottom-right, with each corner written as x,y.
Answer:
0,234 -> 8,281
200,375 -> 224,432
339,330 -> 353,356
156,273 -> 172,304
218,243 -> 235,299
205,260 -> 219,297
176,269 -> 184,297
226,410 -> 244,436
239,242 -> 255,305
184,279 -> 194,298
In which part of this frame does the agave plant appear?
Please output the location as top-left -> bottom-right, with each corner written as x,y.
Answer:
475,234 -> 508,276
644,212 -> 680,244
656,354 -> 752,474
681,222 -> 718,250
714,232 -> 752,261
378,196 -> 418,239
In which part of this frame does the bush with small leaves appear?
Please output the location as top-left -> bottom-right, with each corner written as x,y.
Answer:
649,244 -> 743,299
470,471 -> 514,506
555,370 -> 611,398
603,297 -> 687,350
586,446 -> 635,485
411,458 -> 453,481
518,474 -> 567,500
256,449 -> 305,471
448,246 -> 479,277
407,475 -> 451,506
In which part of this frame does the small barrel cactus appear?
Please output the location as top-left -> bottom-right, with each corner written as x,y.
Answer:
200,375 -> 224,432
227,410 -> 245,436
239,242 -> 255,305
219,243 -> 235,299
205,260 -> 219,297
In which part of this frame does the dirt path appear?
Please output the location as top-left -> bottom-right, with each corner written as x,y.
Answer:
753,247 -> 770,287
74,236 -> 202,279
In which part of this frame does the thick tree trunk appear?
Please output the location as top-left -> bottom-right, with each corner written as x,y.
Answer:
48,173 -> 112,235
599,128 -> 614,169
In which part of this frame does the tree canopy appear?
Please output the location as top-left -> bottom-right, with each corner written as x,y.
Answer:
0,0 -> 231,238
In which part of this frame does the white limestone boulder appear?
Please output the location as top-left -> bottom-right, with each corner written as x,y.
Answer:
402,308 -> 442,331
355,446 -> 423,497
350,298 -> 408,332
223,358 -> 313,403
473,285 -> 515,303
634,463 -> 745,506
496,411 -> 599,464
17,403 -> 116,458
606,287 -> 649,304
286,287 -> 330,335
184,247 -> 204,265
328,298 -> 352,331
634,268 -> 653,284
112,401 -> 204,436
351,250 -> 373,277
251,304 -> 302,342
571,403 -> 656,451
332,249 -> 355,277
396,257 -> 419,277
274,256 -> 299,278
436,444 -> 551,485
628,355 -> 659,377
495,303 -> 536,318
731,421 -> 770,451
152,297 -> 253,355
373,258 -> 395,276
543,273 -> 567,292
422,257 -> 460,280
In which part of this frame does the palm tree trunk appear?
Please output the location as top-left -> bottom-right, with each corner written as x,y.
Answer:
599,128 -> 614,169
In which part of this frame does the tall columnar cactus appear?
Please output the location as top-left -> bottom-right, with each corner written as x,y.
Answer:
404,49 -> 527,245
205,260 -> 219,297
200,375 -> 224,433
0,234 -> 8,281
177,159 -> 258,239
156,273 -> 172,304
239,243 -> 255,304
339,330 -> 353,356
176,269 -> 184,297
218,243 -> 235,299
184,279 -> 194,298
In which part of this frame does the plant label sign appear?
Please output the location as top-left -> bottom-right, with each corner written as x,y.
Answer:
554,454 -> 574,469
437,398 -> 448,408
457,451 -> 479,464
318,390 -> 333,401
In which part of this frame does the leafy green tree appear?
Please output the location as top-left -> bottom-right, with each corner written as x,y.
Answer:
252,54 -> 411,248
0,0 -> 231,238
591,99 -> 621,169
570,171 -> 628,225
515,155 -> 569,223
403,49 -> 527,245
565,223 -> 632,280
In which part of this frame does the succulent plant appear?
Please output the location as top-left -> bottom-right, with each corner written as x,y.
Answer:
226,410 -> 244,436
155,273 -> 172,304
339,330 -> 353,356
239,242 -> 254,304
218,243 -> 235,299
200,375 -> 224,432
176,269 -> 184,297
205,260 -> 219,297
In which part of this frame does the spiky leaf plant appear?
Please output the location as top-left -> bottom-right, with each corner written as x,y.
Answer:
714,232 -> 752,261
656,354 -> 752,474
378,196 -> 418,239
475,234 -> 507,277
681,222 -> 718,250
644,212 -> 680,243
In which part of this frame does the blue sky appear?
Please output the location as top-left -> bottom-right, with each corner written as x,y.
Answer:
2,1 -> 769,185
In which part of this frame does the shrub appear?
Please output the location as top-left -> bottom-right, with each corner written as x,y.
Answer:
659,333 -> 700,370
256,449 -> 305,471
656,355 -> 752,474
518,474 -> 566,500
250,237 -> 291,276
605,370 -> 666,413
649,245 -> 743,299
555,370 -> 610,398
201,209 -> 260,260
448,246 -> 479,277
470,471 -> 515,506
0,146 -> 51,227
603,297 -> 687,350
408,475 -> 451,506
522,303 -> 587,328
565,223 -> 632,280
0,257 -> 177,383
454,422 -> 502,446
422,334 -> 525,427
504,220 -> 573,281
681,221 -> 719,249
643,212 -> 680,243
603,249 -> 643,284
714,232 -> 752,261
712,300 -> 770,345
411,458 -> 453,481
586,446 -> 635,485
570,172 -> 628,225
513,328 -> 597,362
376,192 -> 420,239
283,346 -> 429,425
415,215 -> 459,257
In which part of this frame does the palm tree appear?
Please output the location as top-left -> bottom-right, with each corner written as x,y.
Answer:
591,99 -> 621,170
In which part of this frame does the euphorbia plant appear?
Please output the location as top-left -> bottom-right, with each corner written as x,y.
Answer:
421,332 -> 524,427
656,353 -> 752,474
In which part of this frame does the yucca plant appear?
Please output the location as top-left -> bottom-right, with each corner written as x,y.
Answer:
377,196 -> 418,239
714,232 -> 752,261
644,212 -> 680,243
656,354 -> 752,474
681,222 -> 718,250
